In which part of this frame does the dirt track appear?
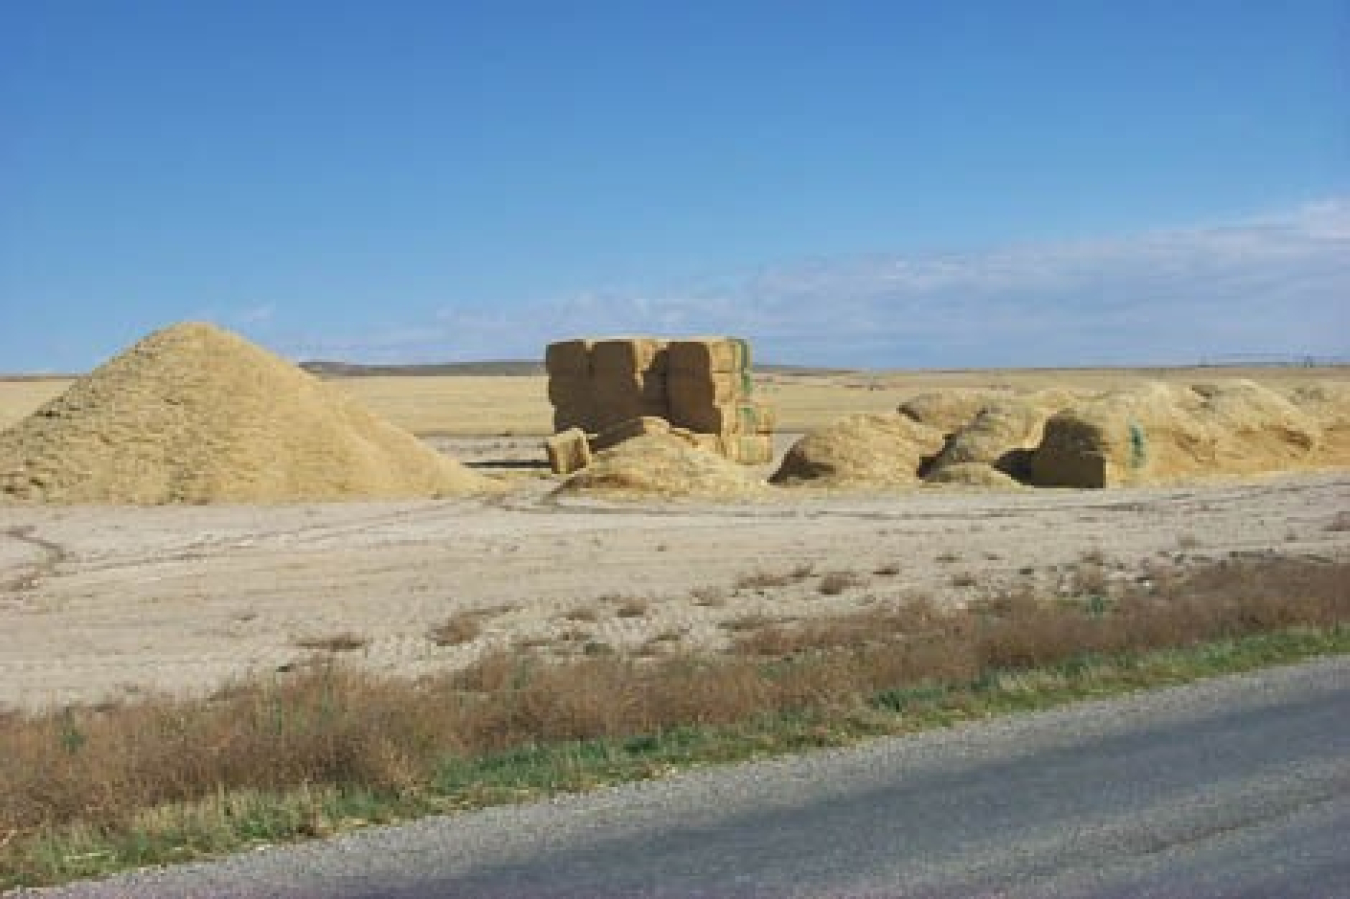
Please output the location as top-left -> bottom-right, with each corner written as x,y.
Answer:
2,468 -> 1347,712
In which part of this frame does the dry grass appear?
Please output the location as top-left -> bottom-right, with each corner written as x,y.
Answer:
427,613 -> 483,647
690,587 -> 727,607
735,564 -> 814,591
1,556 -> 1345,887
613,596 -> 652,618
818,570 -> 867,596
1177,532 -> 1202,550
563,605 -> 603,623
293,632 -> 369,653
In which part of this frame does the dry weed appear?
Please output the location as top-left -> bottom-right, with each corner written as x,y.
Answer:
428,613 -> 483,646
614,597 -> 652,618
2,556 -> 1342,861
818,571 -> 867,596
293,632 -> 369,653
690,587 -> 727,607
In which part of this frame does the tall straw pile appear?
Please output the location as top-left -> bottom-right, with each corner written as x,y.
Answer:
544,336 -> 774,471
0,322 -> 494,504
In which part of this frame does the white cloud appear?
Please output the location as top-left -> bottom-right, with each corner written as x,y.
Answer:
283,198 -> 1350,367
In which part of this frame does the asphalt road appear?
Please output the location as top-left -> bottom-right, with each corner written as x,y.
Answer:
38,656 -> 1350,898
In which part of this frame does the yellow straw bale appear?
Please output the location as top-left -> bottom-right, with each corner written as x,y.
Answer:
544,339 -> 593,376
667,338 -> 751,374
545,428 -> 592,475
590,338 -> 668,374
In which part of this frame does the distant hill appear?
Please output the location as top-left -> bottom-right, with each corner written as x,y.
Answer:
300,360 -> 546,377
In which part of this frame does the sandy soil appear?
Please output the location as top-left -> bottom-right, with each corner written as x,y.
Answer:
2,465 -> 1346,712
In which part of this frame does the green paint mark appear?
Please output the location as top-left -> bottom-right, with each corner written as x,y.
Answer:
1128,421 -> 1148,469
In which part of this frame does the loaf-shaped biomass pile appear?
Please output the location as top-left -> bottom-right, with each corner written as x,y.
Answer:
543,336 -> 774,467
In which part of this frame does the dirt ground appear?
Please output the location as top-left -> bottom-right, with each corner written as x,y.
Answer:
3,368 -> 1348,712
2,464 -> 1347,712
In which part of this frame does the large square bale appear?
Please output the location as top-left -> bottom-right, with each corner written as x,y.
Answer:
668,338 -> 751,374
590,338 -> 668,374
545,339 -> 593,376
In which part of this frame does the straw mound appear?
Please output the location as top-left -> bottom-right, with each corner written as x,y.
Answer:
1191,380 -> 1321,472
924,462 -> 1022,489
1287,382 -> 1350,430
1286,382 -> 1350,466
924,400 -> 1049,482
559,434 -> 761,498
771,413 -> 944,488
898,388 -> 1013,433
1029,380 -> 1326,488
0,322 -> 494,504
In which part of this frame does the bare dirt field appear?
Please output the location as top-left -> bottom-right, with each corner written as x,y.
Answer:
2,469 -> 1346,711
2,367 -> 1348,712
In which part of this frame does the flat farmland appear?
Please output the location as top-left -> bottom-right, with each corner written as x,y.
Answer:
3,365 -> 1348,712
4,366 -> 1348,435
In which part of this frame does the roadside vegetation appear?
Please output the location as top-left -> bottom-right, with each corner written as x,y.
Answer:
2,555 -> 1347,889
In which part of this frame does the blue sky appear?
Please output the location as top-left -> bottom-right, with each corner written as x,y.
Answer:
2,0 -> 1346,371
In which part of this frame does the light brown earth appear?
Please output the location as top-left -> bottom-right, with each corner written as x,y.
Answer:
1,367 -> 1348,712
0,468 -> 1345,712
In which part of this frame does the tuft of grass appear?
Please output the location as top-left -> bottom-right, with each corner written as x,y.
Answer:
818,570 -> 867,596
428,613 -> 483,647
1071,560 -> 1110,597
2,556 -> 1347,890
564,605 -> 602,623
1176,532 -> 1202,550
614,597 -> 652,619
735,564 -> 815,591
293,632 -> 369,653
690,587 -> 727,607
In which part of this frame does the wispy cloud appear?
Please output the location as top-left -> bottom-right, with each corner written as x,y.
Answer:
282,199 -> 1350,367
234,304 -> 276,325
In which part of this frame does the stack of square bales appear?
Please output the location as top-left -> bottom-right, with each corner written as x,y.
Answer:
666,338 -> 774,464
544,336 -> 774,465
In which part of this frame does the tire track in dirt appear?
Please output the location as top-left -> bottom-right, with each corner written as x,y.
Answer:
1,525 -> 69,593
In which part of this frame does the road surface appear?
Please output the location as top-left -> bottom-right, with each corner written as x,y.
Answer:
36,656 -> 1350,898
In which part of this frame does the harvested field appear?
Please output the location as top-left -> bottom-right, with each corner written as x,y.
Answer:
0,469 -> 1346,711
1,355 -> 1348,710
6,366 -> 1350,435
